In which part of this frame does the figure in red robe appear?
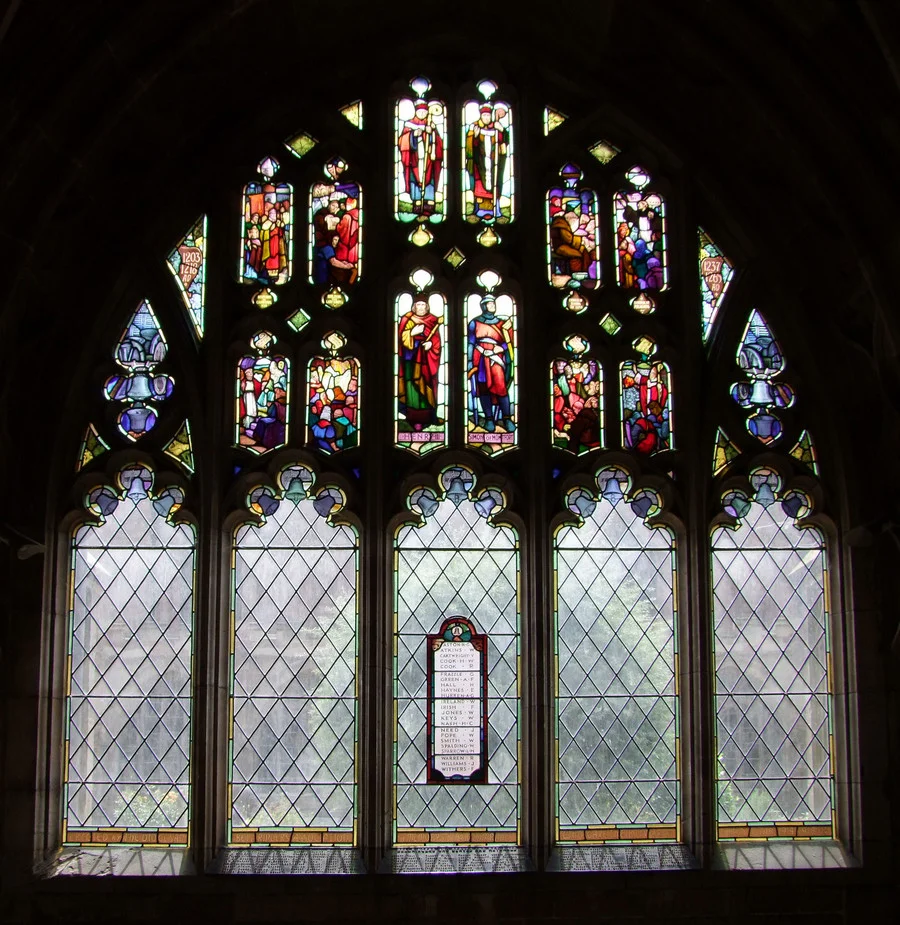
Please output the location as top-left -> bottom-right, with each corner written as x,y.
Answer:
398,297 -> 442,430
398,101 -> 443,218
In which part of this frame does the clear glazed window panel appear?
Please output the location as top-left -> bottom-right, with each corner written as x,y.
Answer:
231,499 -> 358,843
712,500 -> 833,833
395,493 -> 520,844
555,495 -> 678,840
65,496 -> 195,840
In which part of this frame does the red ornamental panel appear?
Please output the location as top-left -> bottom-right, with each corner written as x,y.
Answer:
426,618 -> 488,784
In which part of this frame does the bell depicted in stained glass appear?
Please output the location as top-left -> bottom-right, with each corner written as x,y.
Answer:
235,331 -> 289,454
621,359 -> 673,454
462,80 -> 514,232
395,77 -> 446,225
731,310 -> 794,445
465,271 -> 517,453
551,337 -> 603,454
308,332 -> 359,454
104,299 -> 174,440
547,164 -> 600,290
614,165 -> 667,291
396,270 -> 447,454
310,157 -> 362,295
240,157 -> 292,286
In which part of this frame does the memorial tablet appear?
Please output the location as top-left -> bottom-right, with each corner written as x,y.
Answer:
426,617 -> 488,783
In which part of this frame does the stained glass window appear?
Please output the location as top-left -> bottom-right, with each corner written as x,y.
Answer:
308,332 -> 359,454
621,359 -> 673,455
462,80 -> 514,246
731,310 -> 795,445
396,270 -> 447,454
229,466 -> 358,846
465,272 -> 517,453
309,157 -> 362,305
712,470 -> 834,840
54,71 -> 857,873
394,469 -> 520,846
699,228 -> 734,343
167,216 -> 207,340
555,468 -> 679,844
63,466 -> 195,846
104,300 -> 174,441
395,77 -> 446,234
236,332 -> 289,455
614,166 -> 667,291
240,157 -> 293,286
547,164 -> 600,290
551,336 -> 603,455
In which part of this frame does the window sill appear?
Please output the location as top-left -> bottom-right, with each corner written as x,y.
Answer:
548,843 -> 699,872
210,847 -> 365,875
713,840 -> 857,871
380,846 -> 534,874
35,846 -> 194,878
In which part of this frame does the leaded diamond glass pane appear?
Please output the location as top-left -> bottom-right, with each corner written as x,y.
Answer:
395,492 -> 519,843
65,495 -> 195,838
230,499 -> 358,840
712,500 -> 833,828
555,495 -> 678,839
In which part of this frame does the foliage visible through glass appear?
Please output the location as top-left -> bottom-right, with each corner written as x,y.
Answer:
63,468 -> 194,845
229,470 -> 358,845
712,474 -> 833,838
555,469 -> 679,842
394,470 -> 520,845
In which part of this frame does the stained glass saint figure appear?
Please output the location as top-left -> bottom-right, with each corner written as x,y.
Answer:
308,332 -> 360,454
547,164 -> 601,290
465,275 -> 516,453
235,332 -> 289,454
104,299 -> 174,440
621,359 -> 673,454
310,157 -> 362,293
396,280 -> 447,454
614,166 -> 667,291
240,157 -> 292,286
462,80 -> 514,230
395,77 -> 446,224
551,351 -> 603,454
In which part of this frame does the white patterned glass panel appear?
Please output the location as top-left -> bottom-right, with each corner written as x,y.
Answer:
65,492 -> 195,838
555,488 -> 678,839
231,496 -> 358,840
394,481 -> 519,843
712,499 -> 832,829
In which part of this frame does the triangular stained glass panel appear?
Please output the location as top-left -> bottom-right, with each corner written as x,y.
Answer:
789,429 -> 819,475
339,100 -> 363,129
544,106 -> 567,135
166,216 -> 206,339
77,423 -> 110,471
115,300 -> 168,368
713,427 -> 741,476
162,421 -> 195,474
738,310 -> 784,378
699,228 -> 734,343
